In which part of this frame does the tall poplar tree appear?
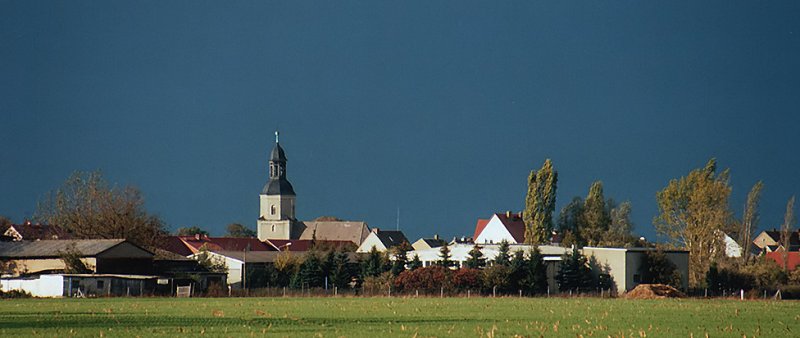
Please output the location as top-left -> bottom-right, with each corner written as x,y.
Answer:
581,181 -> 610,246
780,196 -> 796,271
654,159 -> 733,287
524,159 -> 558,244
739,181 -> 763,263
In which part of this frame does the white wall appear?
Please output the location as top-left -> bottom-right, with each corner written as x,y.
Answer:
357,233 -> 387,253
1,275 -> 64,297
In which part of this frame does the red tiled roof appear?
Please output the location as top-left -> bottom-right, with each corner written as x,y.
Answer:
495,213 -> 525,243
473,219 -> 490,240
175,236 -> 275,253
766,251 -> 800,271
161,236 -> 195,256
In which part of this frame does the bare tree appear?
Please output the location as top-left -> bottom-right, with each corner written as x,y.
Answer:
35,171 -> 166,248
781,196 -> 796,271
739,181 -> 763,263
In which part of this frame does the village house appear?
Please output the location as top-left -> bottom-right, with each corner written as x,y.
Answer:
411,235 -> 446,250
356,228 -> 409,253
2,222 -> 72,241
473,212 -> 526,245
753,229 -> 800,254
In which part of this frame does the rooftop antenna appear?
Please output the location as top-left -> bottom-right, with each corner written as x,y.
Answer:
275,130 -> 280,143
396,207 -> 400,231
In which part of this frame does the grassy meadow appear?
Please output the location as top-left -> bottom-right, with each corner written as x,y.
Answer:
0,297 -> 798,337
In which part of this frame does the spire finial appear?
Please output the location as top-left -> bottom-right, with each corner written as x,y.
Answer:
275,130 -> 279,143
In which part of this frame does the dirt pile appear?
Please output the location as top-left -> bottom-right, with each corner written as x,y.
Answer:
624,284 -> 685,299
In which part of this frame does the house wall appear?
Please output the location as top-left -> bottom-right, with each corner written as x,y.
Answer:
356,233 -> 388,253
583,248 -> 629,292
474,216 -> 517,244
0,275 -> 64,297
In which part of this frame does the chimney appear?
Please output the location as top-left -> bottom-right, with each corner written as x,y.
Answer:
434,234 -> 439,240
195,233 -> 201,241
506,211 -> 512,218
372,228 -> 380,234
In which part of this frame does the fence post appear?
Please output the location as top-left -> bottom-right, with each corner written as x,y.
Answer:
519,290 -> 522,298
740,289 -> 744,300
468,290 -> 470,298
283,287 -> 286,297
493,286 -> 497,298
547,286 -> 550,298
440,287 -> 444,298
416,290 -> 419,298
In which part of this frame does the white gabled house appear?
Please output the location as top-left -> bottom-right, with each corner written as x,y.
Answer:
356,228 -> 409,253
473,211 -> 526,245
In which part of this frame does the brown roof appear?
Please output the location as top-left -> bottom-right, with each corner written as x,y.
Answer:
495,213 -> 525,243
296,221 -> 371,245
4,223 -> 72,241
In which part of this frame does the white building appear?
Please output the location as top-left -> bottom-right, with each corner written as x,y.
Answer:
407,244 -> 568,292
357,229 -> 409,253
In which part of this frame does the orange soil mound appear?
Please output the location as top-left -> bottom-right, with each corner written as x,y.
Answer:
624,284 -> 685,299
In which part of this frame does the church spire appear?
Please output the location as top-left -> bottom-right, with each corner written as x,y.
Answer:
275,130 -> 279,144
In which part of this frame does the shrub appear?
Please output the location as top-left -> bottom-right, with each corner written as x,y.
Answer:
452,268 -> 482,290
394,266 -> 451,291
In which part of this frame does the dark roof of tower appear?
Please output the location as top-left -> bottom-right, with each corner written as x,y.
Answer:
262,179 -> 296,196
270,143 -> 287,162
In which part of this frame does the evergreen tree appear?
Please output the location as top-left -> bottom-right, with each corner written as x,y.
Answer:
508,250 -> 527,291
361,246 -> 385,278
438,242 -> 454,268
391,242 -> 411,276
321,250 -> 336,283
524,159 -> 558,244
297,252 -> 324,288
523,246 -> 548,294
706,261 -> 721,294
408,254 -> 423,270
581,181 -> 610,246
465,244 -> 486,269
556,247 -> 593,292
330,250 -> 352,288
493,240 -> 511,266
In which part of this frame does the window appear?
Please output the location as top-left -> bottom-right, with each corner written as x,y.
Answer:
271,224 -> 275,232
96,280 -> 105,289
271,205 -> 276,215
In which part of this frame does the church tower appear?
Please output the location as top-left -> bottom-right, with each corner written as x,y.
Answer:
257,131 -> 297,240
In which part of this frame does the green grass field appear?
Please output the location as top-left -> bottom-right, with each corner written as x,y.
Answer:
1,297 -> 798,337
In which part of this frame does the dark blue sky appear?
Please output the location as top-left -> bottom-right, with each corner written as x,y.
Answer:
2,1 -> 799,241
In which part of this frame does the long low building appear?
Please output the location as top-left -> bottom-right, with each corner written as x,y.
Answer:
407,244 -> 569,292
582,247 -> 689,292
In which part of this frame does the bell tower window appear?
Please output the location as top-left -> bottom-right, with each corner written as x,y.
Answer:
271,205 -> 276,215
